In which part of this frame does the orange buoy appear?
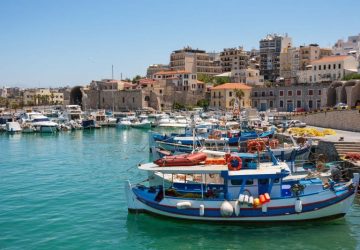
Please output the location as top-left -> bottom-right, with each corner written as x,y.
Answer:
259,194 -> 266,204
264,193 -> 270,202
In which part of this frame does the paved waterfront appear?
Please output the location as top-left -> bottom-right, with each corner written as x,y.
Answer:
308,126 -> 360,142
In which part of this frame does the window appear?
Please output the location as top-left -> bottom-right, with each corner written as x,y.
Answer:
254,92 -> 258,97
288,90 -> 292,96
308,100 -> 313,109
296,90 -> 301,96
308,89 -> 313,95
319,65 -> 321,70
122,97 -> 125,103
280,100 -> 284,108
229,91 -> 232,97
159,89 -> 163,94
262,92 -> 265,97
258,179 -> 269,185
145,96 -> 150,101
270,100 -> 273,108
297,100 -> 301,108
213,92 -> 215,98
318,89 -> 321,95
254,101 -> 257,107
132,97 -> 135,103
328,64 -> 331,69
317,100 -> 321,108
218,101 -> 221,106
269,91 -> 273,96
279,90 -> 284,96
333,64 -> 336,69
314,66 -> 317,70
338,64 -> 341,69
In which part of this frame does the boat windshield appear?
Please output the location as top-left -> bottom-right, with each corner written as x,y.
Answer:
33,118 -> 50,122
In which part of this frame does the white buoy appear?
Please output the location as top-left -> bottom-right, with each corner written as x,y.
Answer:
176,201 -> 192,209
199,204 -> 205,216
235,200 -> 241,216
248,196 -> 254,207
295,199 -> 302,213
238,194 -> 245,203
262,203 -> 268,213
244,195 -> 249,204
220,200 -> 234,217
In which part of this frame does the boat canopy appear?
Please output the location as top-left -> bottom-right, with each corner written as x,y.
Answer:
138,162 -> 289,175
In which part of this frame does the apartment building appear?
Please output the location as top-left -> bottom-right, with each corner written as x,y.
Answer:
297,55 -> 359,83
210,83 -> 252,110
146,64 -> 170,78
280,47 -> 300,85
333,33 -> 360,62
220,47 -> 249,72
170,47 -> 222,76
299,44 -> 332,70
259,34 -> 292,82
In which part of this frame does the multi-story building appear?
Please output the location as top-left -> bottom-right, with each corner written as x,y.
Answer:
251,84 -> 327,111
259,34 -> 292,82
23,88 -> 64,105
220,47 -> 249,72
280,47 -> 300,85
299,44 -> 332,70
0,87 -> 7,98
170,47 -> 222,76
333,34 -> 360,63
146,64 -> 170,78
233,68 -> 264,86
297,55 -> 359,83
210,83 -> 252,110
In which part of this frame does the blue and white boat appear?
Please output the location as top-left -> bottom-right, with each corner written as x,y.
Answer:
126,150 -> 359,222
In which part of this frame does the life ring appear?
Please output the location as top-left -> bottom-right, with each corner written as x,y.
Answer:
247,140 -> 265,153
227,155 -> 242,171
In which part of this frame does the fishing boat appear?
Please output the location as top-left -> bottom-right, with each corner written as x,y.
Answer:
125,150 -> 359,222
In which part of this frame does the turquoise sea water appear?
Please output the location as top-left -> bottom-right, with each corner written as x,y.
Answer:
1,128 -> 360,250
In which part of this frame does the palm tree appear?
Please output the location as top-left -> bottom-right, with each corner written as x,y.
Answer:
234,89 -> 245,109
50,93 -> 54,105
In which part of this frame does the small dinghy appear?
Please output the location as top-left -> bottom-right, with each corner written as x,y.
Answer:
154,152 -> 207,167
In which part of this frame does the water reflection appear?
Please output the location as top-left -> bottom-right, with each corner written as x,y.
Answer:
126,212 -> 357,249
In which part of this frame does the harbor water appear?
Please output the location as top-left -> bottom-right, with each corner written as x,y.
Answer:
1,128 -> 360,249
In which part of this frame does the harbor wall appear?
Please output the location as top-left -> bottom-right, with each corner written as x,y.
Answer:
293,110 -> 360,132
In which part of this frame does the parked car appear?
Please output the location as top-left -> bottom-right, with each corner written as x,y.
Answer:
334,103 -> 348,109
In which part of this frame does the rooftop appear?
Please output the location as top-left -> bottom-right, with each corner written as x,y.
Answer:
211,83 -> 252,90
312,55 -> 351,64
154,70 -> 191,75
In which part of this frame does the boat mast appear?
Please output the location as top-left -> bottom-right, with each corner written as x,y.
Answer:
112,64 -> 115,112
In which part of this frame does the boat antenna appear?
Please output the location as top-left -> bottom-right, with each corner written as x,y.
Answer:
112,64 -> 115,112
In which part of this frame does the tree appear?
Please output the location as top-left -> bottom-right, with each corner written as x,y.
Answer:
50,93 -> 55,105
214,76 -> 231,86
132,75 -> 142,83
196,99 -> 209,109
342,73 -> 360,81
234,89 -> 245,108
197,73 -> 214,84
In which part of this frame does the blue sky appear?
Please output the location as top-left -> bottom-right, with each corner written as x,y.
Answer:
1,0 -> 359,87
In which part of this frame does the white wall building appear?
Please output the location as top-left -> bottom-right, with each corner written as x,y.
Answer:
296,55 -> 359,83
